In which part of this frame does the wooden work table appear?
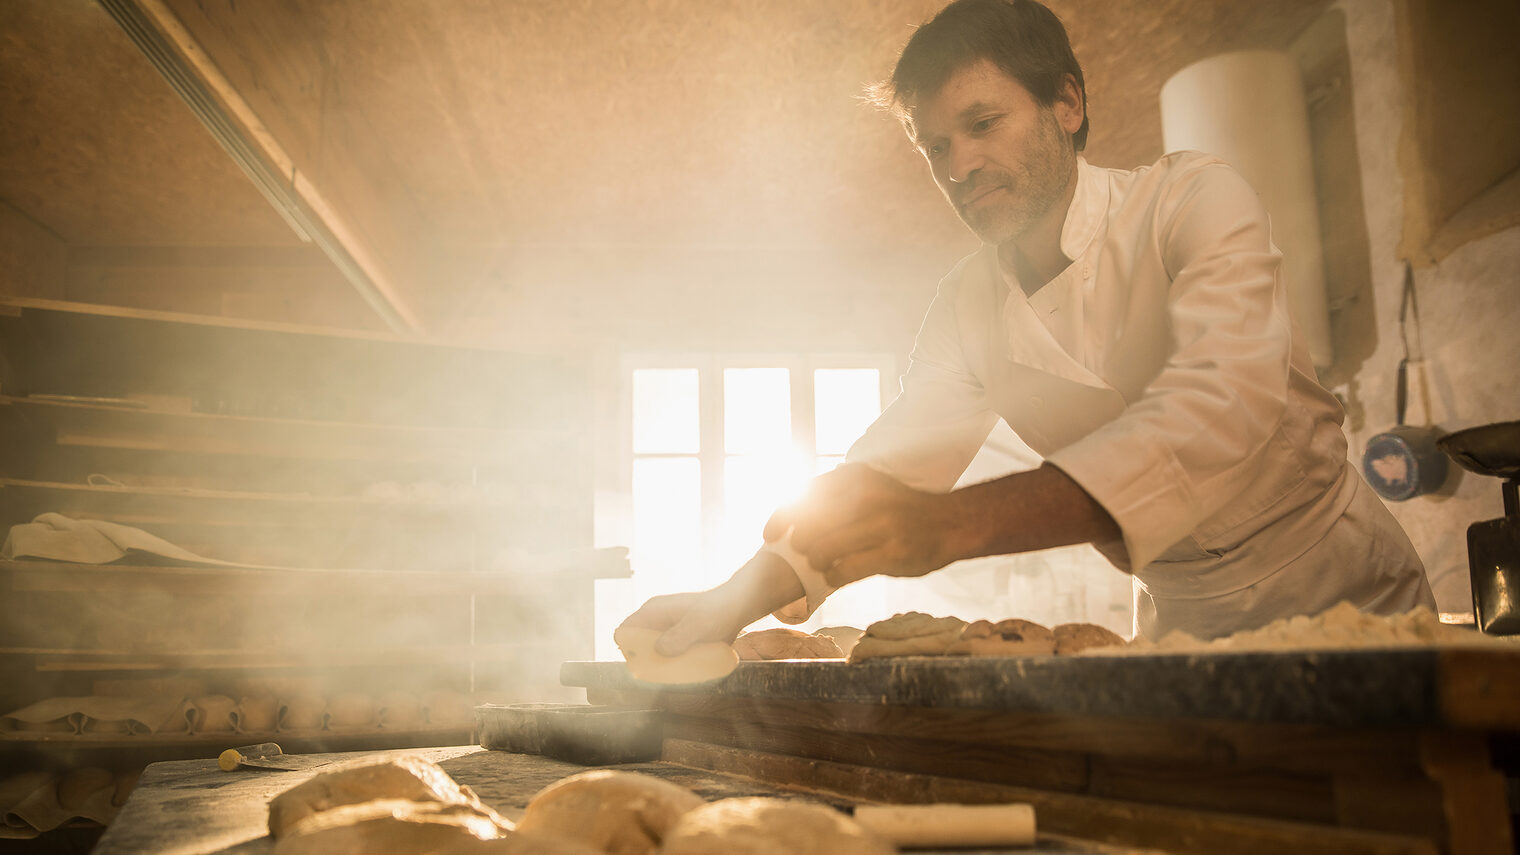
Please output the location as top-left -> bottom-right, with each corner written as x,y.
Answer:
92,745 -> 1156,854
560,649 -> 1520,855
88,648 -> 1520,855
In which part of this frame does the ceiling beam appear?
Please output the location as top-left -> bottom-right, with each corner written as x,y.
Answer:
97,0 -> 423,334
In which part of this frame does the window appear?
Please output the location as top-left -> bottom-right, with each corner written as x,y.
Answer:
594,355 -> 891,657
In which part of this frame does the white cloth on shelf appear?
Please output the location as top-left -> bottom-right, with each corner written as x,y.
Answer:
0,512 -> 234,566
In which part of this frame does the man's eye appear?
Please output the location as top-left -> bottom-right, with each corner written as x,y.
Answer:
971,117 -> 998,133
925,143 -> 946,158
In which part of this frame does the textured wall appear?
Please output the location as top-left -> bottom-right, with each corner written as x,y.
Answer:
1325,0 -> 1520,614
0,202 -> 67,300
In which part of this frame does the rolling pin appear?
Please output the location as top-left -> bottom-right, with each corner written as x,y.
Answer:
853,803 -> 1036,849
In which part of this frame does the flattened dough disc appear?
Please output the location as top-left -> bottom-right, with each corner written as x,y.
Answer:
613,627 -> 738,685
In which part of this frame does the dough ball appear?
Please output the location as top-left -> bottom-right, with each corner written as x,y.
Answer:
268,755 -> 491,838
848,612 -> 967,662
517,770 -> 702,855
1053,622 -> 1127,654
732,628 -> 843,660
946,619 -> 1056,656
613,626 -> 738,684
814,626 -> 864,657
661,797 -> 894,855
272,799 -> 509,855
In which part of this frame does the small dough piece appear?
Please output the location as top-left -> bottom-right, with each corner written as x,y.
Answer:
613,626 -> 738,684
947,619 -> 1056,656
273,799 -> 509,855
517,770 -> 702,855
267,755 -> 492,838
662,797 -> 894,855
732,628 -> 843,660
848,612 -> 967,663
1053,622 -> 1127,654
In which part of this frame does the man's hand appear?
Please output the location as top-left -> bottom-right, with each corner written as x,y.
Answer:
617,551 -> 807,657
763,463 -> 965,587
617,589 -> 750,657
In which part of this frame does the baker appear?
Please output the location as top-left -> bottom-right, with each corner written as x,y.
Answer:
621,0 -> 1435,651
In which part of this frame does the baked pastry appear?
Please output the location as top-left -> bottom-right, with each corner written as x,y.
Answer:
946,619 -> 1056,656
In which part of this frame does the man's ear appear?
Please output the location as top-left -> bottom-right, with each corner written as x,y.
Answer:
1053,73 -> 1085,136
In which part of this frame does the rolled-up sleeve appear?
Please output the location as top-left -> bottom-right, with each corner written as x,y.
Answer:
1046,164 -> 1293,571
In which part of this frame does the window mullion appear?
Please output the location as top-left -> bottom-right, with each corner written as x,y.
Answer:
698,359 -> 725,576
792,356 -> 816,463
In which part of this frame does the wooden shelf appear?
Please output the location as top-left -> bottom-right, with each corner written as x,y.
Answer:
0,295 -> 599,724
0,479 -> 581,529
0,556 -> 630,597
0,725 -> 473,751
0,643 -> 543,672
0,394 -> 571,465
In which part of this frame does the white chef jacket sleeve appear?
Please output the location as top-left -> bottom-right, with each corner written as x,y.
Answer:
1045,163 -> 1294,572
761,272 -> 1000,623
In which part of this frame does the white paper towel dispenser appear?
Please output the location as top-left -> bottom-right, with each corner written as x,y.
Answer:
1160,50 -> 1333,370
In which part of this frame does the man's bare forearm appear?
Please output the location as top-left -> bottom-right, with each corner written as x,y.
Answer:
940,463 -> 1123,566
722,550 -> 806,620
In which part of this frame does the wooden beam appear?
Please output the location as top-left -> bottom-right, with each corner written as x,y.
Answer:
96,0 -> 422,334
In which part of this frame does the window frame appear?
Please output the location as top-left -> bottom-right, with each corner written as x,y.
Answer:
616,351 -> 898,575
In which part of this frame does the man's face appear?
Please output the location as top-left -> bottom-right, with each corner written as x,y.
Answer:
907,59 -> 1078,245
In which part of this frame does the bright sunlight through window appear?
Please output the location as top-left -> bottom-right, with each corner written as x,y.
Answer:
595,359 -> 888,658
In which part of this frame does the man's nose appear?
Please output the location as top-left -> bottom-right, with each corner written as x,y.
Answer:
947,140 -> 983,184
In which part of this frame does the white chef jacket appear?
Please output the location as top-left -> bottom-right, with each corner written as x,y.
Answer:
766,152 -> 1433,639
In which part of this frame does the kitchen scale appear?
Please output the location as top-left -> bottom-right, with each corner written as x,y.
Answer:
1438,420 -> 1520,634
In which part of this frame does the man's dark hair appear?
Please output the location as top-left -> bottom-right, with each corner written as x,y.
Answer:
870,0 -> 1089,151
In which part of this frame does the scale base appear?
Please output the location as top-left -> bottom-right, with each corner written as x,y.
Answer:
1469,516 -> 1520,635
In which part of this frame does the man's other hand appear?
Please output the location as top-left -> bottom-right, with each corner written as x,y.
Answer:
763,463 -> 963,587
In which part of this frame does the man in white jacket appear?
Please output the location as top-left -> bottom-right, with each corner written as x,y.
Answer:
623,0 -> 1434,649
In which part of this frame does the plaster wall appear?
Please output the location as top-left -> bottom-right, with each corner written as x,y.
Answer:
1326,0 -> 1520,613
0,202 -> 66,300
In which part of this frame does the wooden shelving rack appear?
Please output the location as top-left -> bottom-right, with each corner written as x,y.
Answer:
0,296 -> 625,776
